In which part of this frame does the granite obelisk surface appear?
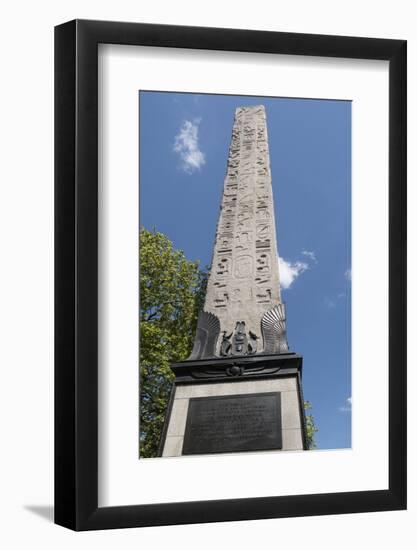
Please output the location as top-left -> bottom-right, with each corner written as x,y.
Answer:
203,105 -> 286,353
159,106 -> 307,457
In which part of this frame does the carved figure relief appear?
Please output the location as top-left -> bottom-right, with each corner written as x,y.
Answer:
219,321 -> 258,357
233,321 -> 247,354
220,331 -> 233,356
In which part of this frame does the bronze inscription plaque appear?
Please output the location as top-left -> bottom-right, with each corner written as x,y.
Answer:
182,392 -> 282,455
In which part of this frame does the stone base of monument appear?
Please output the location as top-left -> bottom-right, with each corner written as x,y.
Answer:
158,353 -> 307,457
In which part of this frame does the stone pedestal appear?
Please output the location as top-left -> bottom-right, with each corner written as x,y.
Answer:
159,354 -> 307,457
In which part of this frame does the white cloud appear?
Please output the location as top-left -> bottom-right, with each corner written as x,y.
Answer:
324,297 -> 336,309
339,396 -> 352,412
345,268 -> 352,281
278,257 -> 308,290
173,119 -> 206,173
302,250 -> 317,263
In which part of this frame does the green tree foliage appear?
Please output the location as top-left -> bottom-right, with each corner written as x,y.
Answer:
139,228 -> 207,458
304,401 -> 318,449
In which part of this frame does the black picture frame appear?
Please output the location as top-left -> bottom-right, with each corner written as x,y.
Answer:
55,19 -> 407,531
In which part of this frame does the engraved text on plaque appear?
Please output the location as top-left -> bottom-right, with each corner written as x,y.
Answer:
182,392 -> 282,455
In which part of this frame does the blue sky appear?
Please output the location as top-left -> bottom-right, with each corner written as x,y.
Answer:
140,91 -> 351,450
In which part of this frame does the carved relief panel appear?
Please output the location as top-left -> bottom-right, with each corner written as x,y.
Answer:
203,105 -> 283,353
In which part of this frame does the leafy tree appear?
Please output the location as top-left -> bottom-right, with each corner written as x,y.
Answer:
304,401 -> 318,449
139,228 -> 206,458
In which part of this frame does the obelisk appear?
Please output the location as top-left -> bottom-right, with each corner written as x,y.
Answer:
196,105 -> 289,357
159,106 -> 307,457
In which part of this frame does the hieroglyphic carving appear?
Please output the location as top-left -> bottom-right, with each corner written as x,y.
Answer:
217,232 -> 233,253
214,254 -> 231,278
256,251 -> 271,276
235,230 -> 253,252
255,285 -> 272,304
234,255 -> 253,279
199,105 -> 285,355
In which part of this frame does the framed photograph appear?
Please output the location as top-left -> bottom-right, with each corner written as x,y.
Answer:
55,19 -> 406,530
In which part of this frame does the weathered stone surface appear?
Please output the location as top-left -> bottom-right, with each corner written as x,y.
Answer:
162,436 -> 184,457
162,377 -> 304,456
202,105 -> 286,355
281,428 -> 304,451
166,398 -> 189,437
174,377 -> 298,399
